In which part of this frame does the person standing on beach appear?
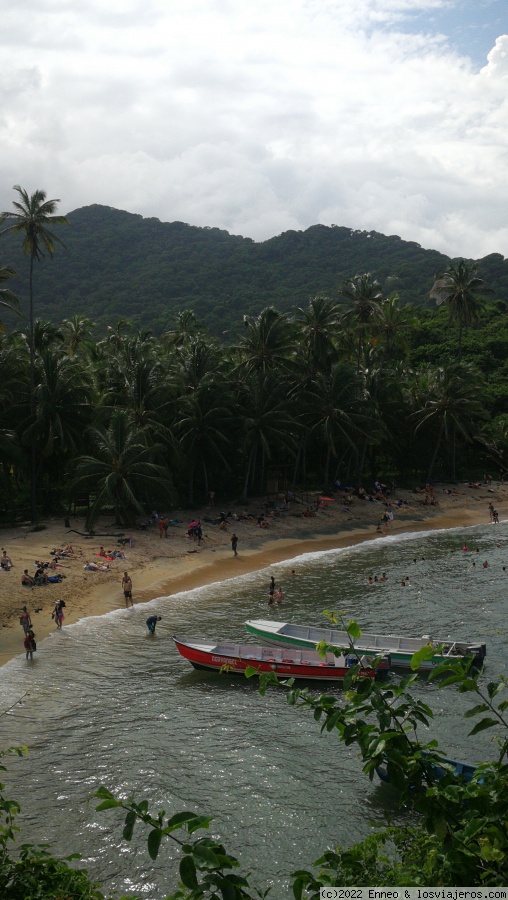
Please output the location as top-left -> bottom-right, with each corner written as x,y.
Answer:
122,572 -> 133,606
24,629 -> 36,661
146,615 -> 161,635
231,534 -> 238,556
53,600 -> 65,629
268,576 -> 275,604
19,606 -> 32,634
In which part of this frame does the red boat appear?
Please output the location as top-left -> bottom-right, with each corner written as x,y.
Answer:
173,637 -> 389,682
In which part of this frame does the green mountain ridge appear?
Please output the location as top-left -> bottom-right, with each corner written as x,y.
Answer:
2,203 -> 507,335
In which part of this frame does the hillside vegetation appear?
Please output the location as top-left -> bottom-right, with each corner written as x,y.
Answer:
1,203 -> 507,335
1,191 -> 508,525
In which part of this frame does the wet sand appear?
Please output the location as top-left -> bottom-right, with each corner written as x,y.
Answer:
1,483 -> 505,667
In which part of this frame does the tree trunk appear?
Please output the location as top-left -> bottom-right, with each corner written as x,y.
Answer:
427,422 -> 445,483
356,437 -> 368,485
324,445 -> 331,486
292,435 -> 304,486
29,252 -> 37,523
242,444 -> 257,503
202,459 -> 209,502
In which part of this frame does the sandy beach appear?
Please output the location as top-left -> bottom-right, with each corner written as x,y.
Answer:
1,483 -> 505,667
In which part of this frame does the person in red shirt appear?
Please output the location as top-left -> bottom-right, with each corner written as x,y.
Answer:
24,630 -> 36,660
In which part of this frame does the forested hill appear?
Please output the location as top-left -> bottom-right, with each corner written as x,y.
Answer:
2,203 -> 508,335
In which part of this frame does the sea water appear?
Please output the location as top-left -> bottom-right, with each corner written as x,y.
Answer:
0,523 -> 506,898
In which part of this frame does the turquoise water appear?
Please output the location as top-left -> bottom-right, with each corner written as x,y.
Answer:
0,522 -> 506,897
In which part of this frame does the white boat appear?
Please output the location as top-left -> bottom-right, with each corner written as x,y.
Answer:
244,619 -> 486,671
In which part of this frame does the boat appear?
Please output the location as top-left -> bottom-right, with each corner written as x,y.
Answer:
376,753 -> 479,786
173,637 -> 390,682
244,619 -> 486,671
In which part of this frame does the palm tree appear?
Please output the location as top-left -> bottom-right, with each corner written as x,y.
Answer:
162,310 -> 201,349
293,294 -> 341,376
306,362 -> 367,485
1,186 -> 68,521
61,315 -> 95,356
72,409 -> 175,529
412,363 -> 487,482
429,261 -> 490,360
339,274 -> 384,371
237,372 -> 297,502
233,307 -> 296,376
0,264 -> 21,332
175,383 -> 233,504
28,348 -> 93,460
375,293 -> 416,363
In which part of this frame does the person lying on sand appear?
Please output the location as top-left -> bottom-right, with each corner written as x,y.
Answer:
52,546 -> 81,559
48,558 -> 70,569
84,560 -> 111,572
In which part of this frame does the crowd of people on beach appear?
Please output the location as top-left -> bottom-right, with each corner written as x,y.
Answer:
6,485 -> 505,663
8,536 -> 137,660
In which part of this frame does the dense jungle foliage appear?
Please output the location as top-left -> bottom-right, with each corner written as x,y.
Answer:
1,203 -> 508,335
1,188 -> 508,524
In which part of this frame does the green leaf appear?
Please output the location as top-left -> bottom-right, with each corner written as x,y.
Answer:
147,827 -> 162,860
165,811 -> 212,833
95,799 -> 123,811
192,842 -> 220,865
293,874 -> 305,900
315,640 -> 329,658
219,875 -> 237,900
410,643 -> 436,670
487,681 -> 504,699
468,717 -> 499,736
123,810 -> 136,841
94,786 -> 117,801
180,855 -> 199,890
463,704 -> 489,718
347,619 -> 362,640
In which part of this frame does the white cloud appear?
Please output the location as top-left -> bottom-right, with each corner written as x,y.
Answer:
481,33 -> 508,78
0,1 -> 507,259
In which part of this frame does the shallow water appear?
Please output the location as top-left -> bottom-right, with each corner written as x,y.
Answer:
1,522 -> 506,897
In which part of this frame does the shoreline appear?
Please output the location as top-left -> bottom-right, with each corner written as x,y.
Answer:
1,485 -> 504,668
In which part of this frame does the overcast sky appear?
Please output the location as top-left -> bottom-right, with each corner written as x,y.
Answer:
1,0 -> 507,258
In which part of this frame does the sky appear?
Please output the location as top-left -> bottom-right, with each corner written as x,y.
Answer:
1,0 -> 507,259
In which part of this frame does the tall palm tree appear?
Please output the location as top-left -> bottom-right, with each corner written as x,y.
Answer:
175,383 -> 233,504
429,261 -> 490,360
306,362 -> 367,485
293,294 -> 341,376
412,363 -> 487,482
28,348 -> 93,461
339,274 -> 384,371
375,293 -> 417,363
233,307 -> 296,376
1,186 -> 68,520
237,372 -> 297,502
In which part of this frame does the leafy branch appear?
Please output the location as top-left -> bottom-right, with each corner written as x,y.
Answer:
94,788 -> 266,899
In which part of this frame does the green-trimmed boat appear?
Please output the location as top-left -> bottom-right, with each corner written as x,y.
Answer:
244,619 -> 486,671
